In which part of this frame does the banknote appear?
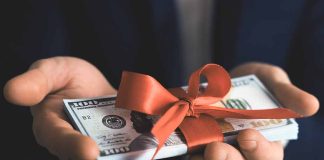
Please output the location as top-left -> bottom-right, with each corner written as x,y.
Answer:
63,75 -> 298,160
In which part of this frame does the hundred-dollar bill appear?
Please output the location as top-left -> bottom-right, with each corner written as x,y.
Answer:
63,75 -> 298,160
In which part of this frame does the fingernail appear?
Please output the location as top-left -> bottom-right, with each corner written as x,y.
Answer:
239,140 -> 257,152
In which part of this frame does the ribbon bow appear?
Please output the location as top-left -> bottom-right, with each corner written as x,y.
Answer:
115,64 -> 301,159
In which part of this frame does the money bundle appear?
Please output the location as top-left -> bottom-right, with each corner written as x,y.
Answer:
63,75 -> 298,160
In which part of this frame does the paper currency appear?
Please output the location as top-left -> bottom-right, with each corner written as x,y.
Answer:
63,75 -> 298,160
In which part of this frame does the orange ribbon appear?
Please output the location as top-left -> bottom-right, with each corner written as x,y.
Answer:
115,64 -> 301,159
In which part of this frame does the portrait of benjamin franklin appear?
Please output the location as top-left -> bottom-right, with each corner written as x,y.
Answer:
129,111 -> 158,151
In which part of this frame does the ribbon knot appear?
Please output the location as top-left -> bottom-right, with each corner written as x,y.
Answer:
115,64 -> 301,159
179,97 -> 193,106
179,97 -> 198,117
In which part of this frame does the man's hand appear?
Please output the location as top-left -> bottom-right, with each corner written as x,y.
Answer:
192,62 -> 319,160
4,56 -> 117,160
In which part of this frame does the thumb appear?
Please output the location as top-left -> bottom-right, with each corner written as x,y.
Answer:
3,56 -> 113,106
3,58 -> 67,106
237,129 -> 283,160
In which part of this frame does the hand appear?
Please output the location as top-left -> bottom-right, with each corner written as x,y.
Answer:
4,56 -> 116,160
191,62 -> 319,160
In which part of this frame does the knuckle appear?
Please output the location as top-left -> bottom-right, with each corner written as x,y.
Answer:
237,129 -> 260,141
30,58 -> 52,69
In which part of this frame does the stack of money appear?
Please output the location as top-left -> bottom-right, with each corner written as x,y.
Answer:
63,75 -> 298,160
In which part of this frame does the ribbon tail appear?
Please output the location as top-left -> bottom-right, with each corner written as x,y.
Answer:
179,115 -> 224,152
150,102 -> 189,159
196,106 -> 302,119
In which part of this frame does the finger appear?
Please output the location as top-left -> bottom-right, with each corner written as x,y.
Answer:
230,62 -> 319,116
3,67 -> 53,106
32,98 -> 99,160
237,129 -> 283,160
4,56 -> 116,106
272,82 -> 319,116
204,141 -> 245,160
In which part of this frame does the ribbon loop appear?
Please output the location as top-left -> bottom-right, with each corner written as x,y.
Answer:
116,71 -> 178,115
188,64 -> 231,98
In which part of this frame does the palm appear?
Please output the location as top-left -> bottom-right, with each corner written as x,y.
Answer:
4,57 -> 116,160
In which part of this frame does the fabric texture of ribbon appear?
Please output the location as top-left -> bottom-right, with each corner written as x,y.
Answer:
115,64 -> 301,159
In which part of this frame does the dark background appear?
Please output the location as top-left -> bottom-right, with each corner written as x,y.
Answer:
1,1 -> 56,159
